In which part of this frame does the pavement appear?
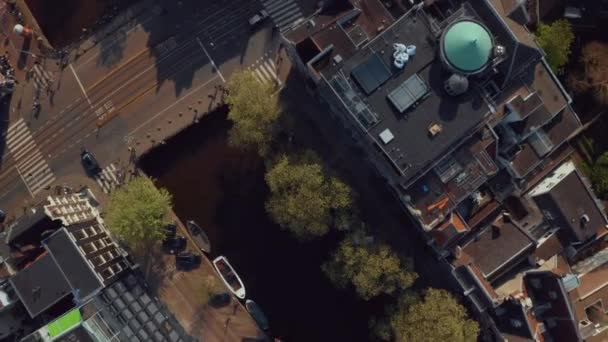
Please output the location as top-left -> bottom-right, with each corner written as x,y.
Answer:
0,0 -> 301,340
144,215 -> 267,342
0,0 -> 292,217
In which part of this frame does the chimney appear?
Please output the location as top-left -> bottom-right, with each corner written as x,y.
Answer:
454,246 -> 463,259
581,214 -> 590,228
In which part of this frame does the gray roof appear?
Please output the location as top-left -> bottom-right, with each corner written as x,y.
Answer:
44,229 -> 103,301
92,273 -> 194,342
532,171 -> 608,243
9,253 -> 71,317
323,8 -> 492,185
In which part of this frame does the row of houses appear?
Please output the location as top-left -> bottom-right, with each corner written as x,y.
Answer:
282,0 -> 608,340
0,190 -> 193,342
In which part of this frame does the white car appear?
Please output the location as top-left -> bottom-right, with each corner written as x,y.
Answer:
249,9 -> 269,27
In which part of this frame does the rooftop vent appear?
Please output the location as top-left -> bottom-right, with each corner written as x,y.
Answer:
379,129 -> 395,145
494,45 -> 506,58
428,123 -> 442,137
510,319 -> 523,328
392,44 -> 416,69
444,74 -> 469,96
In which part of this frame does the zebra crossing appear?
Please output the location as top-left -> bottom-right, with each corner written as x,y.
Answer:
261,0 -> 305,32
248,57 -> 281,85
30,63 -> 54,91
95,163 -> 121,194
6,118 -> 55,196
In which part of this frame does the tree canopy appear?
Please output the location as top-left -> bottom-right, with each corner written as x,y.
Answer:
225,70 -> 281,156
265,154 -> 354,239
591,152 -> 608,199
322,230 -> 418,300
374,288 -> 479,342
105,176 -> 172,254
568,41 -> 608,105
536,19 -> 574,73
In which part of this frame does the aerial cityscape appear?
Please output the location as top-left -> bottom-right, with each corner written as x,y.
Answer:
0,0 -> 605,341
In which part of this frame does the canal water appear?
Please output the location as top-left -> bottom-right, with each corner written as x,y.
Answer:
140,109 -> 374,342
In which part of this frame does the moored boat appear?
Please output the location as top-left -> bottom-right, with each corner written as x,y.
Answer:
186,220 -> 211,253
213,256 -> 246,299
245,299 -> 269,330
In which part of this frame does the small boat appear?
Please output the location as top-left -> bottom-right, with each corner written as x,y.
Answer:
246,299 -> 269,331
213,256 -> 246,299
186,220 -> 211,253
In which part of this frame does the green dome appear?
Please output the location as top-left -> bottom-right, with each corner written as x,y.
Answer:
442,20 -> 493,73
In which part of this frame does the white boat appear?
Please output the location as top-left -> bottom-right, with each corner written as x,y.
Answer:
213,256 -> 246,299
186,220 -> 211,253
246,299 -> 269,330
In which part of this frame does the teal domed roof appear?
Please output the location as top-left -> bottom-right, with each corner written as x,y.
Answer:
442,20 -> 493,73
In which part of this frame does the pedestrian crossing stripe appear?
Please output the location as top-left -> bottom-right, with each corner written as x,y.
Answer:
31,64 -> 54,91
248,58 -> 281,85
261,0 -> 304,32
6,118 -> 55,196
95,164 -> 120,194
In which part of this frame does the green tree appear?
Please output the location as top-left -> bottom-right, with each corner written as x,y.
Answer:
373,288 -> 479,342
591,152 -> 608,198
323,230 -> 418,300
105,176 -> 172,254
567,41 -> 608,105
536,19 -> 574,73
265,154 -> 354,239
225,70 -> 281,156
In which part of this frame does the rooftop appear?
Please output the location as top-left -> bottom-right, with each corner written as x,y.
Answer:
441,19 -> 493,74
529,161 -> 608,243
322,6 -> 494,185
9,253 -> 71,318
44,229 -> 103,301
568,249 -> 608,340
524,271 -> 581,341
461,212 -> 534,280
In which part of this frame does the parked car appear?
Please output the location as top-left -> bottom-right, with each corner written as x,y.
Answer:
175,252 -> 202,269
249,9 -> 269,27
80,150 -> 101,175
163,223 -> 177,239
162,235 -> 187,254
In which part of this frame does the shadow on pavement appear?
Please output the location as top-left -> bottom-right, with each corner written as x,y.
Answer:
0,94 -> 11,169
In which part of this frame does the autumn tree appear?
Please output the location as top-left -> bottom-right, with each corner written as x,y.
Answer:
322,230 -> 418,300
225,70 -> 281,156
590,152 -> 608,199
536,19 -> 574,73
106,176 -> 172,254
265,153 -> 354,240
372,288 -> 479,342
567,41 -> 608,105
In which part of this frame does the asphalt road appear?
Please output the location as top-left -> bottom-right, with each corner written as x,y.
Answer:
0,0 -> 288,216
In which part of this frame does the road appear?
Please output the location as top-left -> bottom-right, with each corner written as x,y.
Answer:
0,0 -> 301,218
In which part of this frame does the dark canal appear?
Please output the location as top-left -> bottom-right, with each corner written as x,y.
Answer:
139,109 -> 374,342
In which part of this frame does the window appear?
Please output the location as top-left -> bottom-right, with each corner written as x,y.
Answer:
92,255 -> 106,267
483,81 -> 500,99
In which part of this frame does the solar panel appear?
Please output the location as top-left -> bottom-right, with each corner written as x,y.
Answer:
387,74 -> 429,113
351,53 -> 392,95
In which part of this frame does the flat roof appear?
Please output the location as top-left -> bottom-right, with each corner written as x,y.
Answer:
323,9 -> 491,184
9,253 -> 71,317
44,229 -> 103,300
48,308 -> 82,338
